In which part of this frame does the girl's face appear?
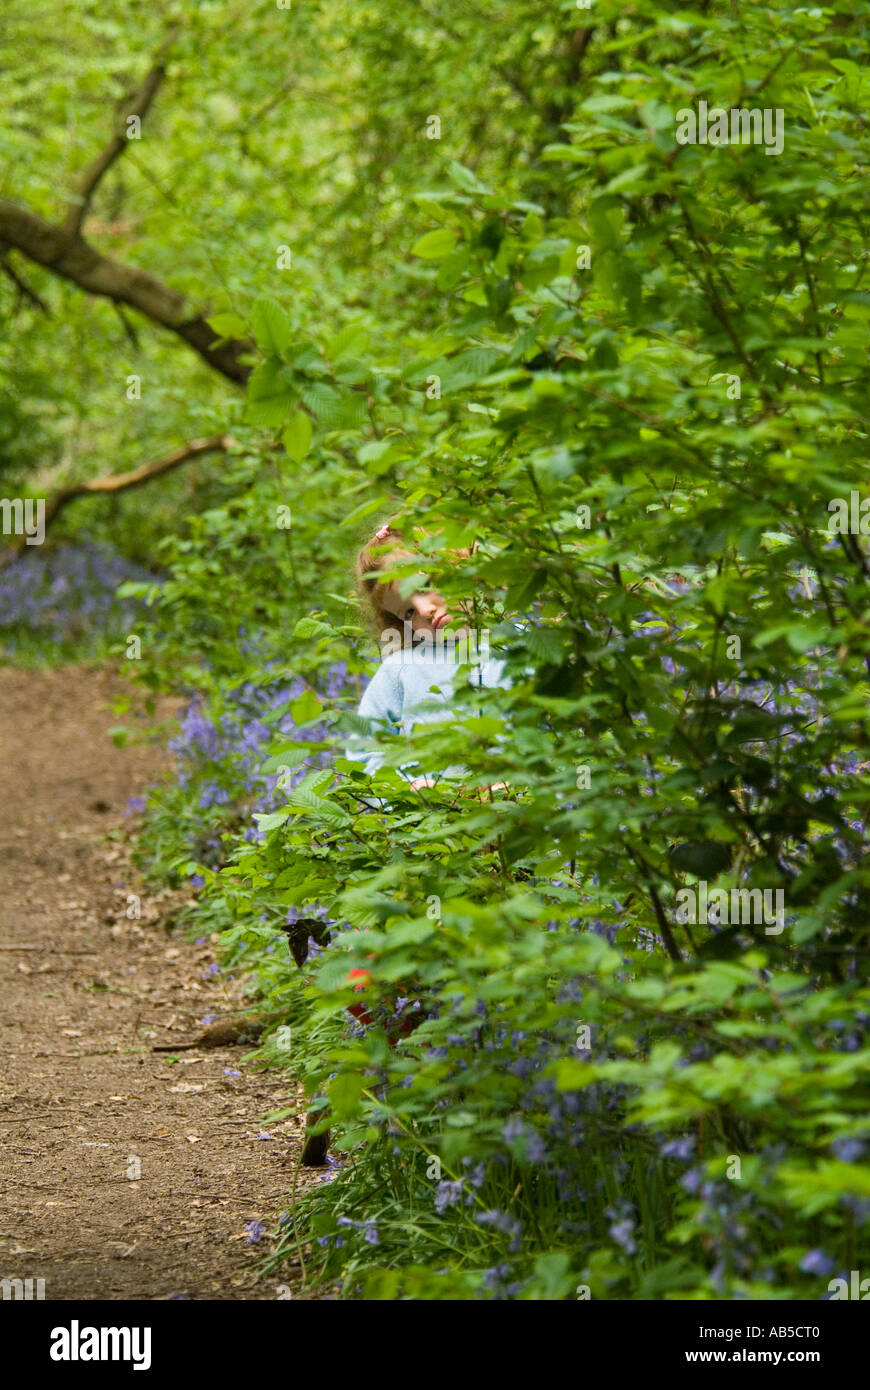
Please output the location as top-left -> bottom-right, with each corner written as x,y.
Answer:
376,543 -> 474,636
381,581 -> 452,635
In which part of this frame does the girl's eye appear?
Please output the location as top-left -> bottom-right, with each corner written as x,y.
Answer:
404,607 -> 415,620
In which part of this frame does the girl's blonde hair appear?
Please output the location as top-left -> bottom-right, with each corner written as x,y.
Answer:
354,522 -> 416,640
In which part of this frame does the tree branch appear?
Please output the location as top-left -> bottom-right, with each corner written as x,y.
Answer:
0,199 -> 251,382
0,250 -> 50,313
0,433 -> 235,568
63,26 -> 179,238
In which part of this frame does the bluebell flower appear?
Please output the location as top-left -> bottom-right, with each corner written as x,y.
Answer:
435,1180 -> 466,1213
832,1138 -> 865,1163
527,1132 -> 547,1163
463,1160 -> 486,1190
475,1210 -> 522,1251
661,1136 -> 695,1161
609,1219 -> 637,1255
482,1263 -> 511,1291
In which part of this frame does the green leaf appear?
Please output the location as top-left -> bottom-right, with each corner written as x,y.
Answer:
207,311 -> 248,340
446,160 -> 492,194
245,359 -> 294,428
293,615 -> 334,640
526,1252 -> 575,1300
328,1071 -> 367,1117
326,323 -> 370,361
439,347 -> 501,391
290,689 -> 322,724
411,228 -> 458,259
297,381 -> 349,428
250,296 -> 293,355
552,1059 -> 596,1091
282,411 -> 313,462
259,746 -> 308,775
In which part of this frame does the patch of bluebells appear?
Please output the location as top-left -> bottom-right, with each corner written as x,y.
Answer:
0,541 -> 156,655
831,1136 -> 866,1163
479,1263 -> 525,1299
503,1117 -> 547,1164
800,1249 -> 835,1277
317,1233 -> 346,1249
336,1215 -> 380,1244
320,1154 -> 344,1183
475,1209 -> 523,1253
462,1158 -> 486,1190
606,1201 -> 638,1256
161,659 -> 356,864
659,1135 -> 696,1162
435,1179 -> 474,1213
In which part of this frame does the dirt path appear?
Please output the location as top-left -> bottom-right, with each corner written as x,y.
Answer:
0,665 -> 311,1301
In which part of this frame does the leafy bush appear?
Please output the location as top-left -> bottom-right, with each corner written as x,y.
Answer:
112,1 -> 870,1299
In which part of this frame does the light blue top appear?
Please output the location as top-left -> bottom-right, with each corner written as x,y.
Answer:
345,644 -> 509,781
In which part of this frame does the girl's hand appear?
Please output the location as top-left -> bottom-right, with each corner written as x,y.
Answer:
459,781 -> 510,797
409,777 -> 510,795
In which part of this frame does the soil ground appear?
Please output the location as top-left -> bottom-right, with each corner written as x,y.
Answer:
0,664 -> 318,1300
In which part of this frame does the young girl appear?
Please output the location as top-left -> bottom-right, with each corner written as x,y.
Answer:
348,521 -> 509,789
301,522 -> 509,1164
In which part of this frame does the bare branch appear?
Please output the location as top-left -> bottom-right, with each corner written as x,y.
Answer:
0,433 -> 235,567
113,302 -> 141,349
0,250 -> 50,314
63,26 -> 179,238
0,199 -> 252,382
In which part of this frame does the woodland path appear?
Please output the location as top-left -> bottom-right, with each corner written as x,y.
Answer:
0,665 -> 314,1300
